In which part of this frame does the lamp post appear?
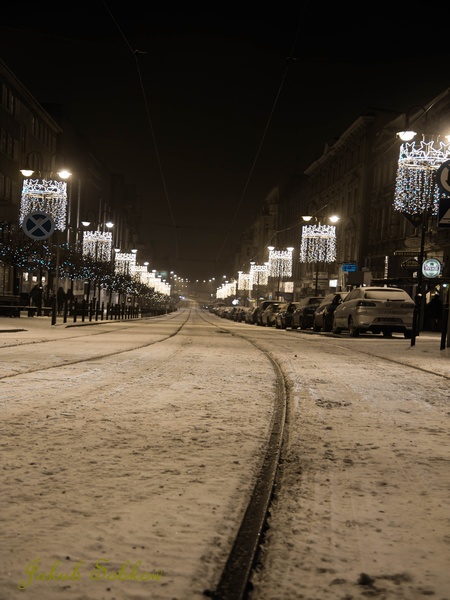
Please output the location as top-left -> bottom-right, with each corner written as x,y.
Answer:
19,152 -> 72,307
300,207 -> 339,295
394,114 -> 450,346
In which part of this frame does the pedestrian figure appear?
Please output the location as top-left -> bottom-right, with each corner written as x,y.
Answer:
66,288 -> 74,314
30,284 -> 42,307
57,287 -> 66,315
427,294 -> 443,331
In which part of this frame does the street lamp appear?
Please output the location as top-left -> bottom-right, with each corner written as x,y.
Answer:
394,110 -> 450,345
300,206 -> 339,295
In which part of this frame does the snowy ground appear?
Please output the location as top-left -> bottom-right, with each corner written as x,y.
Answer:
0,310 -> 449,600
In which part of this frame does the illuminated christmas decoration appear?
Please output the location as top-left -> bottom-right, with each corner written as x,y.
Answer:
115,252 -> 136,274
82,231 -> 112,262
238,271 -> 252,291
216,280 -> 237,299
394,140 -> 450,215
300,224 -> 336,263
250,263 -> 269,286
268,247 -> 294,277
19,178 -> 68,231
132,265 -> 149,283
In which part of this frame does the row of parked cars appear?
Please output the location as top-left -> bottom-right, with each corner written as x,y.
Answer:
212,286 -> 415,338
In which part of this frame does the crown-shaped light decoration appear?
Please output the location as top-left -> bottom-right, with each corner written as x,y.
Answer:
115,252 -> 136,274
132,265 -> 149,283
250,263 -> 269,286
268,247 -> 294,277
238,271 -> 252,291
82,231 -> 112,262
394,140 -> 450,215
300,224 -> 337,262
19,178 -> 68,231
216,280 -> 237,299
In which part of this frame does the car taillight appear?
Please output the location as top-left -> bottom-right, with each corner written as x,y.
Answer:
356,300 -> 376,307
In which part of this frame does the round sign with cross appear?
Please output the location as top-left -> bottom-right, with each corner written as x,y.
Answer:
22,212 -> 55,240
436,159 -> 450,194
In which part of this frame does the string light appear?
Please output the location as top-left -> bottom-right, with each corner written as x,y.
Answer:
82,231 -> 112,262
268,247 -> 294,277
19,178 -> 68,231
300,224 -> 337,263
115,252 -> 136,274
238,271 -> 252,291
394,140 -> 450,214
250,263 -> 269,286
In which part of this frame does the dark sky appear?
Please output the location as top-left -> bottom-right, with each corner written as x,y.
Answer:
2,2 -> 450,282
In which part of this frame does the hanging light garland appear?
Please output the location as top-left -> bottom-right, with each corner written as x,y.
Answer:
238,271 -> 252,291
300,224 -> 337,263
19,178 -> 68,231
115,252 -> 136,274
250,263 -> 269,286
268,248 -> 294,277
394,139 -> 450,215
82,231 -> 112,262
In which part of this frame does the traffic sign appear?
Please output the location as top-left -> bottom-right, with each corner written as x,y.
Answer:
22,212 -> 55,240
436,160 -> 450,194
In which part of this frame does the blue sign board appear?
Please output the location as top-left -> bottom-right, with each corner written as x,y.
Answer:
342,263 -> 357,272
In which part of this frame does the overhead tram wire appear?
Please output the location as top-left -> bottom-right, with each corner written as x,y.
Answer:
102,1 -> 181,272
209,3 -> 308,280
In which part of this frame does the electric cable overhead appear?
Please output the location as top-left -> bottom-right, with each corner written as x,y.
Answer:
208,2 -> 308,280
102,0 -> 181,273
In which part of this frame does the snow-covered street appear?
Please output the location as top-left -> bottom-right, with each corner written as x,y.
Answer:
1,307 -> 449,600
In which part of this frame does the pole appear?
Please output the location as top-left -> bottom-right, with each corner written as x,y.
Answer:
314,261 -> 320,296
440,286 -> 449,350
411,209 -> 428,347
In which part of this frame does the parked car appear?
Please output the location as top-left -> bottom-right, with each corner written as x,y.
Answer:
234,306 -> 250,322
245,306 -> 260,324
260,302 -> 283,327
291,297 -> 324,330
313,291 -> 349,332
255,301 -> 276,326
275,302 -> 301,329
332,286 -> 415,338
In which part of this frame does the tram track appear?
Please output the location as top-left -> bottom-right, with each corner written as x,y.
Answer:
0,307 -> 290,600
3,307 -> 447,599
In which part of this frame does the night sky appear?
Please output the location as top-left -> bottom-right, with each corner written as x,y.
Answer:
2,2 -> 450,282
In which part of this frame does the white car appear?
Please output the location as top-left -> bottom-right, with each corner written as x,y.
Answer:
332,286 -> 415,338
